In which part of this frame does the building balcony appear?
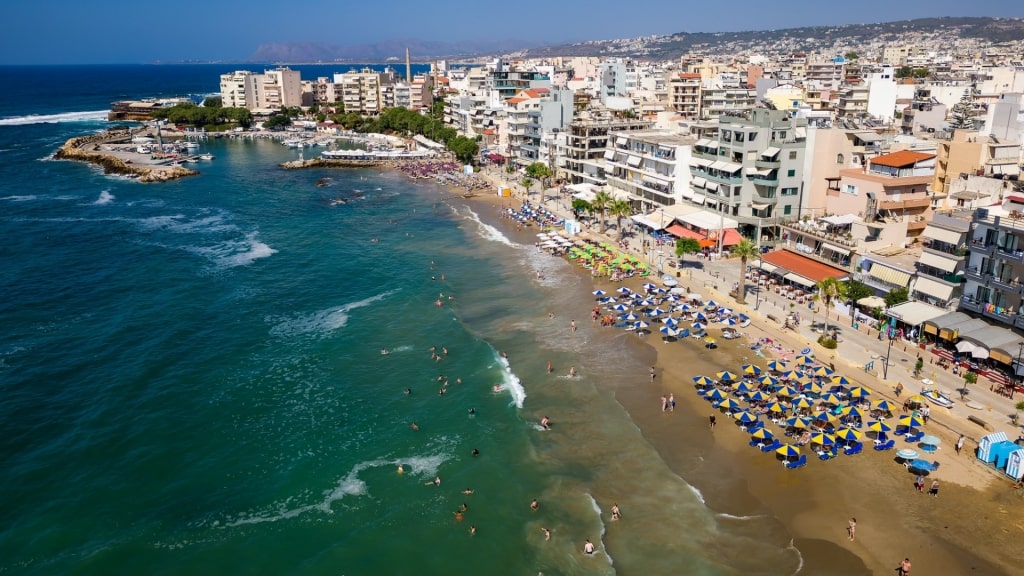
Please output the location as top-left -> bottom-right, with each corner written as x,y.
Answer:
704,172 -> 743,185
907,220 -> 928,232
922,242 -> 966,259
780,222 -> 859,248
877,197 -> 932,211
754,159 -> 781,169
964,266 -> 988,282
750,175 -> 779,186
992,276 -> 1022,293
996,246 -> 1024,264
968,239 -> 995,256
984,306 -> 1017,326
959,295 -> 985,314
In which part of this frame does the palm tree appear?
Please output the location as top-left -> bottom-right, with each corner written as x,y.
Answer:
608,199 -> 632,240
731,239 -> 759,303
591,191 -> 612,234
815,277 -> 847,339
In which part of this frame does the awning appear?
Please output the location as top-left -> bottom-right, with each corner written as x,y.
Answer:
794,127 -> 806,139
696,138 -> 711,147
991,338 -> 1024,365
721,229 -> 744,246
690,193 -> 706,205
959,326 -> 1018,357
705,182 -> 719,192
755,260 -> 780,275
749,168 -> 772,177
912,276 -> 955,301
923,312 -> 970,335
761,146 -> 781,159
821,243 -> 850,256
630,212 -> 667,231
760,249 -> 847,282
692,158 -> 713,167
603,149 -> 616,160
918,251 -> 958,273
940,318 -> 987,341
922,226 -> 963,245
784,273 -> 815,288
572,189 -> 597,202
692,176 -> 707,188
751,202 -> 770,210
720,162 -> 742,174
821,214 -> 857,226
615,136 -> 627,145
992,164 -> 1021,176
709,160 -> 728,170
868,263 -> 912,287
676,210 -> 739,231
857,296 -> 887,308
627,155 -> 642,167
884,301 -> 948,327
707,140 -> 720,149
667,224 -> 704,240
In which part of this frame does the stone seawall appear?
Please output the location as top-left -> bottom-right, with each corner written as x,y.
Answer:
54,132 -> 198,183
280,158 -> 385,169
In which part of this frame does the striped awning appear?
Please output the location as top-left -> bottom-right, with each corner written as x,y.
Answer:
913,276 -> 955,301
821,243 -> 851,256
918,251 -> 958,273
868,263 -> 911,287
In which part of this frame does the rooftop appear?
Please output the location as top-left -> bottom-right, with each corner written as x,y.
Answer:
760,249 -> 849,283
869,150 -> 935,168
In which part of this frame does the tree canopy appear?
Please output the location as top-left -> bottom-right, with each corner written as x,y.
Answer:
675,237 -> 701,258
884,287 -> 909,307
949,90 -> 975,129
150,102 -> 252,129
844,280 -> 873,304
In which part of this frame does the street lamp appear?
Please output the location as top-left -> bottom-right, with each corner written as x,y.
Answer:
754,260 -> 763,310
1014,341 -> 1023,400
883,322 -> 895,380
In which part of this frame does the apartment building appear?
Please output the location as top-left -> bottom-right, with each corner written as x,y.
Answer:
333,68 -> 396,116
836,84 -> 869,119
700,87 -> 757,120
913,213 -> 969,308
220,71 -> 256,109
605,129 -> 694,209
505,88 -> 573,169
688,109 -> 807,244
562,113 -> 652,186
669,73 -> 702,118
961,196 -> 1024,329
219,68 -> 301,111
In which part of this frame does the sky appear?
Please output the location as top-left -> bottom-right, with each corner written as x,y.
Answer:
2,0 -> 1022,64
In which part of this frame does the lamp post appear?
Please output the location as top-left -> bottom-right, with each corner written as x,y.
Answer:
754,260 -> 763,310
883,321 -> 895,380
1014,341 -> 1023,400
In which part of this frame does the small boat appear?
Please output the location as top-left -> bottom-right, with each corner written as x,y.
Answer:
329,198 -> 347,206
182,141 -> 199,150
315,178 -> 329,187
920,388 -> 955,409
199,153 -> 214,160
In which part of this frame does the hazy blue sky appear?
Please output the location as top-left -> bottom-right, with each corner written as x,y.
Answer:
2,0 -> 1021,64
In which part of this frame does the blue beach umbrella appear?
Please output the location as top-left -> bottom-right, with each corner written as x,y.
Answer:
693,375 -> 715,386
718,398 -> 743,412
717,370 -> 739,382
616,287 -> 632,295
659,326 -> 678,336
847,386 -> 872,399
748,390 -> 771,402
723,317 -> 739,326
811,432 -> 836,447
794,355 -> 815,365
785,416 -> 811,429
767,360 -> 788,372
831,376 -> 853,386
812,366 -> 834,377
642,282 -> 657,290
776,444 -> 801,458
741,364 -> 762,375
634,320 -> 650,329
705,300 -> 718,308
692,322 -> 706,330
593,289 -> 606,296
835,428 -> 863,442
868,421 -> 893,433
734,411 -> 758,424
613,304 -> 628,312
872,400 -> 898,413
779,370 -> 801,380
733,381 -> 755,394
751,428 -> 774,440
663,317 -> 679,327
624,312 -> 638,321
758,375 -> 780,387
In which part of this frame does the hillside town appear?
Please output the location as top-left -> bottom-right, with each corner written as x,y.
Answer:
200,25 -> 1024,391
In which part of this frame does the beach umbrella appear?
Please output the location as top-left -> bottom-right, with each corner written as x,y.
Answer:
616,287 -> 632,294
908,459 -> 935,472
741,364 -> 762,375
655,287 -> 668,293
767,360 -> 787,371
785,416 -> 812,429
748,390 -> 771,402
693,375 -> 715,386
659,326 -> 678,336
648,308 -> 664,317
634,320 -> 650,329
719,307 -> 734,316
717,371 -> 739,382
624,312 -> 639,321
776,444 -> 801,458
665,295 -> 680,302
718,398 -> 743,412
841,406 -> 867,420
536,232 -> 549,238
722,317 -> 739,326
695,312 -> 708,321
639,299 -> 655,307
835,428 -> 863,442
831,376 -> 853,386
766,402 -> 788,413
734,411 -> 758,424
803,382 -> 823,395
663,317 -> 679,327
779,370 -> 801,380
733,381 -> 755,394
776,385 -> 798,398
678,304 -> 692,311
706,336 -> 719,347
810,432 -> 836,447
793,397 -> 814,410
814,412 -> 840,427
751,428 -> 774,440
868,421 -> 893,433
920,435 -> 941,448
705,388 -> 728,402
847,386 -> 872,399
812,366 -> 834,377
600,297 -> 617,304
692,322 -> 706,330
906,395 -> 926,405
820,393 -> 844,405
593,289 -> 606,296
613,304 -> 628,312
872,400 -> 898,413
758,375 -> 780,387
642,282 -> 657,290
705,300 -> 718,308
794,355 -> 815,365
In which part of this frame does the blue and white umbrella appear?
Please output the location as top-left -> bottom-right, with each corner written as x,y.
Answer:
800,347 -> 813,356
642,283 -> 657,291
695,312 -> 708,321
593,289 -> 606,296
678,304 -> 692,311
663,317 -> 679,327
705,300 -> 718,308
665,295 -> 680,302
692,322 -> 706,330
655,287 -> 667,293
601,296 -> 617,303
639,299 -> 655,307
617,287 -> 633,295
624,312 -> 639,321
649,307 -> 665,316
660,326 -> 678,336
613,304 -> 629,311
635,320 -> 650,329
719,307 -> 733,316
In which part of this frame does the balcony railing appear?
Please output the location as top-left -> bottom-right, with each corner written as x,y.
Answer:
959,296 -> 985,314
751,176 -> 779,186
964,266 -> 989,282
878,197 -> 932,211
968,239 -> 996,256
754,159 -> 781,169
996,246 -> 1024,264
922,241 -> 967,258
780,222 -> 859,248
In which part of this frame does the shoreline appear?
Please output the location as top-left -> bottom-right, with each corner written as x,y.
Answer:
453,175 -> 1022,574
54,129 -> 198,183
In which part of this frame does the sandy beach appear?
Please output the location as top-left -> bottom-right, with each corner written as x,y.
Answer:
455,175 -> 1024,575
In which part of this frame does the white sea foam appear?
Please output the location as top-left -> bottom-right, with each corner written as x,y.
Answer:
1,195 -> 37,202
188,231 -> 277,269
495,352 -> 526,409
686,483 -> 706,505
93,190 -> 115,205
0,110 -> 109,126
462,206 -> 520,248
52,195 -> 81,201
269,290 -> 398,338
585,493 -> 614,566
786,539 -> 804,576
138,213 -> 237,234
226,452 -> 448,527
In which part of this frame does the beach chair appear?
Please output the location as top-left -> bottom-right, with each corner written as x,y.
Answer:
904,431 -> 923,443
760,439 -> 783,453
784,455 -> 808,469
749,439 -> 765,448
873,439 -> 895,451
843,442 -> 864,456
818,449 -> 837,461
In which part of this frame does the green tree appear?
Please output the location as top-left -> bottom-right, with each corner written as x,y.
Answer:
731,239 -> 759,304
591,191 -> 612,234
571,198 -> 592,219
675,237 -> 701,264
816,276 -> 847,339
520,177 -> 533,194
961,371 -> 978,400
525,162 -> 552,194
884,287 -> 909,308
203,96 -> 223,108
447,135 -> 479,163
844,280 -> 873,303
607,199 -> 632,241
844,52 -> 859,60
949,89 -> 975,130
262,114 -> 292,131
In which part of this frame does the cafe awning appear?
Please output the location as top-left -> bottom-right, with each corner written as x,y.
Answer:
939,318 -> 987,341
922,226 -> 963,245
784,273 -> 816,288
923,312 -> 970,335
885,301 -> 948,327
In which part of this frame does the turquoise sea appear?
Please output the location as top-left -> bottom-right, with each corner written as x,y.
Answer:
0,65 -> 804,575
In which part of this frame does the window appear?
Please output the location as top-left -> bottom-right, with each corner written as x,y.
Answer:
787,169 -> 796,177
789,151 -> 797,160
784,205 -> 792,215
749,132 -> 757,141
781,187 -> 798,196
735,131 -> 745,142
836,153 -> 845,164
845,185 -> 858,195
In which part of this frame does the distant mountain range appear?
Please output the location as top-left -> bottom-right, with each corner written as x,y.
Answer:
249,17 -> 1024,64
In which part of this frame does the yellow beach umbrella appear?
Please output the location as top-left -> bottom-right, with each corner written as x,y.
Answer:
820,393 -> 843,405
847,386 -> 872,399
793,397 -> 814,409
835,428 -> 863,442
766,402 -> 787,413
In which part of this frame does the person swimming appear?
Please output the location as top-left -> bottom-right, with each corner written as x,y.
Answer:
381,348 -> 389,355
397,464 -> 404,474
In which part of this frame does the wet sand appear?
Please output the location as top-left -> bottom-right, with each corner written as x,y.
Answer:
455,185 -> 1022,575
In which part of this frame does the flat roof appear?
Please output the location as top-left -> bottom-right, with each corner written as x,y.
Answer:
760,249 -> 849,283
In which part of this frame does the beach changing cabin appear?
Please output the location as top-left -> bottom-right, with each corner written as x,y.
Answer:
1006,448 -> 1024,481
977,432 -> 1018,468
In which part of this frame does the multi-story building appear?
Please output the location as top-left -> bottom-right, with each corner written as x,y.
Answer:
605,129 -> 695,209
805,58 -> 846,91
334,68 -> 395,116
961,196 -> 1024,329
219,68 -> 302,111
913,213 -> 969,308
310,77 -> 339,107
505,88 -> 574,169
598,60 -> 638,106
931,130 -> 984,199
220,71 -> 256,110
562,113 -> 652,186
699,87 -> 756,119
827,150 -> 936,242
836,84 -> 869,119
669,73 -> 702,118
689,109 -> 807,243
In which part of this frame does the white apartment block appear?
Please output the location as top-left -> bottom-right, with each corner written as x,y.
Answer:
219,68 -> 301,112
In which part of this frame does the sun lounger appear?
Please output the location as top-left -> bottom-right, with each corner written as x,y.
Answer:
843,442 -> 864,456
760,439 -> 783,453
749,439 -> 764,448
873,439 -> 895,451
904,431 -> 923,443
784,455 -> 808,469
818,449 -> 837,461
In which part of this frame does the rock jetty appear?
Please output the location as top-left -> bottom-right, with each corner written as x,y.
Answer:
54,130 -> 198,183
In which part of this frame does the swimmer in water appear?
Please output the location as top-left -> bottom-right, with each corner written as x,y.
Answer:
569,366 -> 577,377
540,416 -> 551,430
472,448 -> 479,457
469,525 -> 476,536
381,348 -> 389,355
463,488 -> 474,495
493,384 -> 502,392
542,527 -> 551,541
405,388 -> 412,395
530,499 -> 539,511
453,511 -> 464,522
411,422 -> 420,431
547,360 -> 553,373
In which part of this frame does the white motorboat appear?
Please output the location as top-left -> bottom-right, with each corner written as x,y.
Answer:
181,141 -> 199,150
199,153 -> 214,160
921,388 -> 955,409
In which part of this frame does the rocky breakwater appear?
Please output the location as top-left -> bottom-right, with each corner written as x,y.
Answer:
280,158 -> 385,170
54,131 -> 198,183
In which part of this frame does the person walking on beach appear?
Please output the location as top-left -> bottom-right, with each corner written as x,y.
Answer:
956,434 -> 965,455
669,393 -> 675,412
847,517 -> 856,541
611,504 -> 621,520
571,320 -> 577,334
547,360 -> 553,374
894,382 -> 903,397
914,474 -> 924,492
898,557 -> 912,575
929,479 -> 940,497
709,414 -> 717,430
661,395 -> 668,412
649,366 -> 656,382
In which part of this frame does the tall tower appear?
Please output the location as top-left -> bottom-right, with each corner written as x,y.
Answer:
405,48 -> 411,83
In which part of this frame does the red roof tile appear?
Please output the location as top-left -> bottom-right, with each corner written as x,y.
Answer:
761,250 -> 848,283
869,150 -> 935,168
